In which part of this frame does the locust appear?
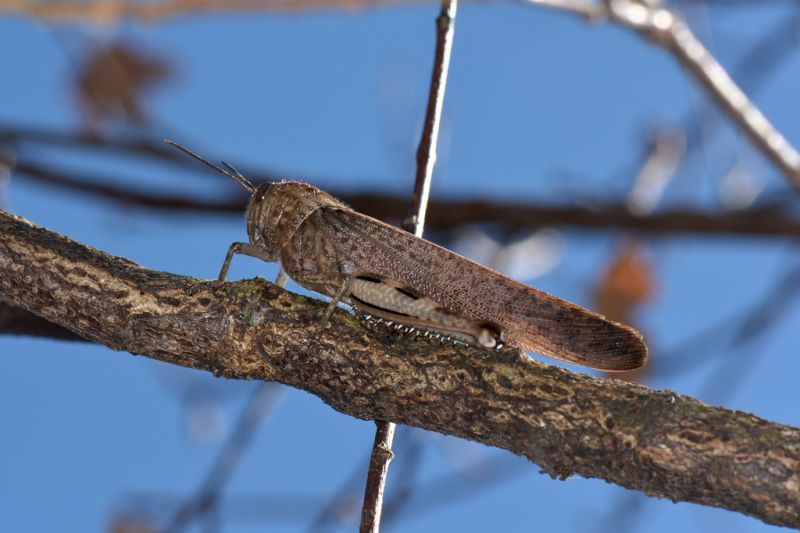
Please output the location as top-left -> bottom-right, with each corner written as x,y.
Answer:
169,141 -> 647,372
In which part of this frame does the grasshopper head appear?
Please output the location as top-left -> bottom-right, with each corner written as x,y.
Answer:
164,142 -> 339,260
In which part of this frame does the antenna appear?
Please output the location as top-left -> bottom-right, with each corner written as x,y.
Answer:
165,139 -> 256,194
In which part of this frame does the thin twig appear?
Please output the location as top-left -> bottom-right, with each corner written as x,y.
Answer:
522,0 -> 800,194
0,0 -> 425,23
7,123 -> 800,239
360,1 -> 457,531
670,10 -> 799,206
304,427 -> 415,531
526,0 -> 605,20
404,0 -> 458,236
377,428 -> 425,525
360,421 -> 397,533
600,0 -> 800,194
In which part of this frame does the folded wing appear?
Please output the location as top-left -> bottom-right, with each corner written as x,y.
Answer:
318,207 -> 647,371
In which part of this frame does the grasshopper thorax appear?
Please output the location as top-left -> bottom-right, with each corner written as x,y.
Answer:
245,181 -> 345,259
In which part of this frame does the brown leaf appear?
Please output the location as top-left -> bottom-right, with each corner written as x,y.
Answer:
594,239 -> 654,323
76,42 -> 172,130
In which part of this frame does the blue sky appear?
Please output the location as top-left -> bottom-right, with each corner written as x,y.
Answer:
1,2 -> 799,532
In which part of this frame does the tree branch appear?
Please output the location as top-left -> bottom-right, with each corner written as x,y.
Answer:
0,0 -> 427,23
523,0 -> 800,196
11,157 -> 800,239
1,209 -> 799,529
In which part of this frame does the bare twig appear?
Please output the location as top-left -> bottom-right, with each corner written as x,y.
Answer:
360,420 -> 397,533
0,0 -> 426,24
404,0 -> 457,237
0,122 -> 295,183
526,0 -> 605,20
361,1 -> 458,531
12,160 -> 246,212
519,0 -> 800,194
376,428 -> 425,524
384,454 -> 526,523
600,0 -> 800,194
2,210 -> 799,528
670,11 -> 799,208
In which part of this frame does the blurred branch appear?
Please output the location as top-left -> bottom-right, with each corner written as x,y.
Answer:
1,210 -> 799,529
0,0 -> 781,24
384,454 -> 525,523
5,1 -> 799,193
626,128 -> 685,215
9,157 -> 800,239
598,0 -> 800,194
527,0 -> 604,19
13,160 -> 245,211
163,383 -> 282,533
0,0 -> 426,23
1,124 -> 202,164
653,262 -> 800,379
0,123 -> 288,181
519,0 -> 800,194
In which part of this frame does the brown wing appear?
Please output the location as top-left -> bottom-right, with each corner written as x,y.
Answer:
317,206 -> 647,371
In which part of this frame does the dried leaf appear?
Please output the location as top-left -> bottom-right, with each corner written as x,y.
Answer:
594,240 -> 654,323
77,42 -> 172,130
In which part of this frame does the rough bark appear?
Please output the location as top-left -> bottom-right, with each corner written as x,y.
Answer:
0,209 -> 798,528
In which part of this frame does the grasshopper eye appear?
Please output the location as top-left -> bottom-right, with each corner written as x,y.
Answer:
253,183 -> 273,203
